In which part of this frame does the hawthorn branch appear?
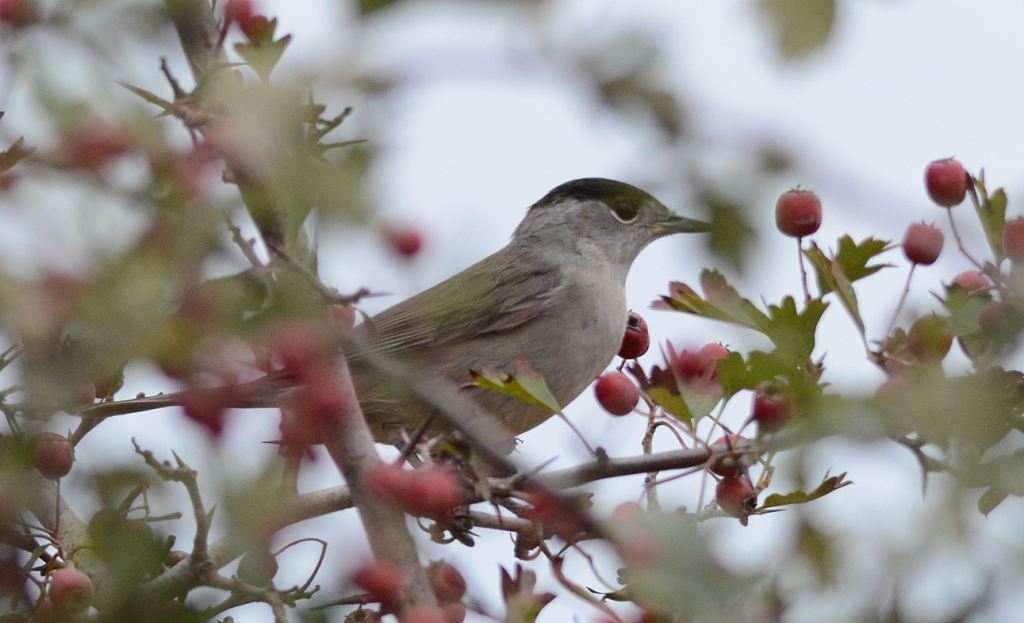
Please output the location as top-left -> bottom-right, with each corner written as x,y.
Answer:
139,444 -> 713,602
317,356 -> 437,613
22,473 -> 112,610
133,441 -> 215,574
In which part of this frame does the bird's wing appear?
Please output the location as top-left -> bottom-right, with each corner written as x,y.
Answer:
350,250 -> 562,360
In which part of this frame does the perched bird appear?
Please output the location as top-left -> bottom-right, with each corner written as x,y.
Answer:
347,177 -> 709,441
85,178 -> 709,444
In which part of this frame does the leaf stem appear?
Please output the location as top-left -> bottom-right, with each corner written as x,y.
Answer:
884,264 -> 916,340
945,204 -> 985,270
798,237 -> 812,303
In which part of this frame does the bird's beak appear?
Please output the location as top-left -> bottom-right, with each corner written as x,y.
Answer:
658,213 -> 712,234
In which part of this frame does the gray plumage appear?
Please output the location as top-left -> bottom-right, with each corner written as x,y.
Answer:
348,178 -> 709,441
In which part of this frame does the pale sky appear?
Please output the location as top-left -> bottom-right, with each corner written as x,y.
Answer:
3,1 -> 1024,621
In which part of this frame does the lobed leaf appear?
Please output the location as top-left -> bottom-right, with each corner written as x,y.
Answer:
470,356 -> 561,415
760,472 -> 852,509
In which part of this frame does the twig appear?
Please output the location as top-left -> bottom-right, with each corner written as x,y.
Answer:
547,555 -> 622,623
226,216 -> 265,268
958,189 -> 988,269
272,537 -> 328,594
132,440 -> 214,572
798,237 -> 812,303
317,357 -> 438,613
159,56 -> 187,100
640,402 -> 660,511
884,264 -> 916,340
556,412 -> 597,457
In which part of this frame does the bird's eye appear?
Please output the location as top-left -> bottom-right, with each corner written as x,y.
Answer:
610,201 -> 640,223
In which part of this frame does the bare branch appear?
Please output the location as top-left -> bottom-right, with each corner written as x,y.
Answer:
318,357 -> 438,613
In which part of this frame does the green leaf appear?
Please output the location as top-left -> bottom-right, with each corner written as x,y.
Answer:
830,255 -> 864,334
760,0 -> 836,60
716,350 -> 789,400
647,386 -> 693,427
657,270 -> 771,333
764,296 -> 828,364
972,175 -> 1008,263
760,472 -> 852,509
805,236 -> 893,297
470,356 -> 561,415
0,137 -> 34,174
235,32 -> 291,82
618,512 -> 757,622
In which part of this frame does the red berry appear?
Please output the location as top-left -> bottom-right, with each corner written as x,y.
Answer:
673,343 -> 729,381
618,311 -> 650,359
979,301 -> 1024,339
289,363 -> 349,434
925,158 -> 969,207
262,320 -> 330,379
401,606 -> 447,623
1004,217 -> 1024,264
594,371 -> 639,416
708,434 -> 754,477
902,223 -> 944,265
610,501 -> 643,523
224,0 -> 254,27
439,601 -> 467,623
32,433 -> 73,480
405,466 -> 464,518
950,270 -> 989,294
181,386 -> 239,437
366,464 -> 463,518
523,489 -> 583,540
426,561 -> 466,603
0,0 -> 40,26
751,383 -> 791,433
715,475 -> 757,518
775,189 -> 822,238
352,561 -> 402,604
905,315 -> 953,362
47,568 -> 93,612
383,225 -> 423,258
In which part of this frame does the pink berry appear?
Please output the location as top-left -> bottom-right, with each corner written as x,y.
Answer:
0,0 -> 40,27
950,270 -> 989,294
751,382 -> 791,433
426,561 -> 466,603
618,311 -> 650,359
708,434 -> 754,477
594,371 -> 639,416
352,562 -> 402,604
383,225 -> 423,258
925,158 -> 969,207
47,568 -> 92,612
1004,217 -> 1024,264
715,475 -> 757,518
775,189 -> 822,237
902,223 -> 944,265
32,433 -> 73,480
673,343 -> 729,381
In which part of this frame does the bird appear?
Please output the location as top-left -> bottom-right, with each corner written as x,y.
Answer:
83,178 -> 709,446
346,177 -> 710,442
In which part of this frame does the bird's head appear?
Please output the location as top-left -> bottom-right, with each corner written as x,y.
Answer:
512,178 -> 710,267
